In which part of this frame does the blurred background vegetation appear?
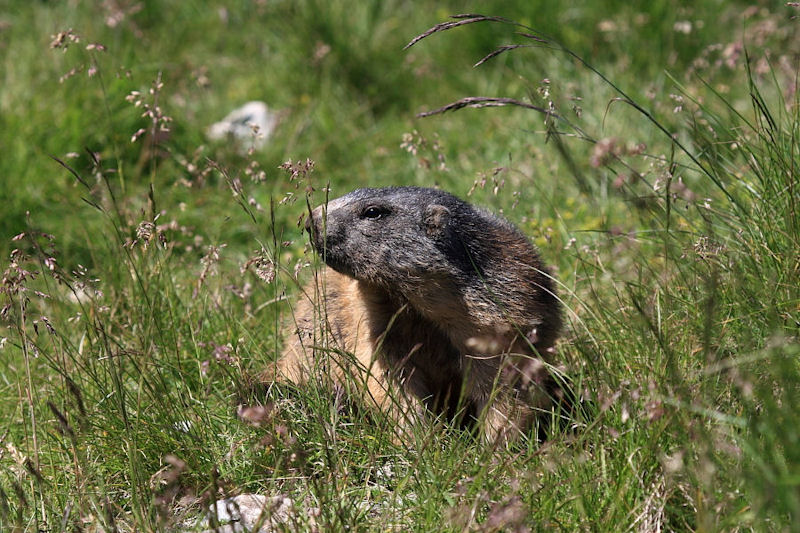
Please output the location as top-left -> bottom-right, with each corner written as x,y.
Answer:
3,0 -> 795,261
0,0 -> 798,530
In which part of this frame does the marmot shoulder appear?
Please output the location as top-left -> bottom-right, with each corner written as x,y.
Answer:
270,186 -> 563,442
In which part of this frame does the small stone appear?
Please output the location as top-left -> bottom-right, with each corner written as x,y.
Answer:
194,494 -> 294,533
207,101 -> 280,151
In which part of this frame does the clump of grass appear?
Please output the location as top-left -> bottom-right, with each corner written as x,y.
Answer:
407,11 -> 799,529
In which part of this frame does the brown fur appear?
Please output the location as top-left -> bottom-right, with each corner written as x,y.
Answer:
265,187 -> 563,443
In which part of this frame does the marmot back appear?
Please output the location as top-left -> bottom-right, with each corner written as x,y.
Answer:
270,186 -> 563,442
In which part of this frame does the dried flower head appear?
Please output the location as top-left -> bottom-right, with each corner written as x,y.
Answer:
135,221 -> 155,245
50,29 -> 80,51
279,158 -> 315,184
126,73 -> 173,143
196,244 -> 226,289
237,403 -> 275,427
242,249 -> 276,284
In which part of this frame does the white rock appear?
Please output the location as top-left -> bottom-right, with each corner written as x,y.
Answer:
195,493 -> 294,533
207,101 -> 279,150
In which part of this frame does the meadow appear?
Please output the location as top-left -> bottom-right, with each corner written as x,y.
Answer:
1,1 -> 798,530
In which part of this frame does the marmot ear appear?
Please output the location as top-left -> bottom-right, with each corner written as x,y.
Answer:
423,204 -> 451,237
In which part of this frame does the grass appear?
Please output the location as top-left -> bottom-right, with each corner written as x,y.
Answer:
1,0 -> 799,530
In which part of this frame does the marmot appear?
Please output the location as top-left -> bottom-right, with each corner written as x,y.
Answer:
269,186 -> 563,442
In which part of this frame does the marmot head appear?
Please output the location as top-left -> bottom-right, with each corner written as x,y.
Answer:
305,186 -> 561,347
306,187 -> 475,289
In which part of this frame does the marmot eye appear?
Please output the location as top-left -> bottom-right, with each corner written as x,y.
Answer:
361,206 -> 387,219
